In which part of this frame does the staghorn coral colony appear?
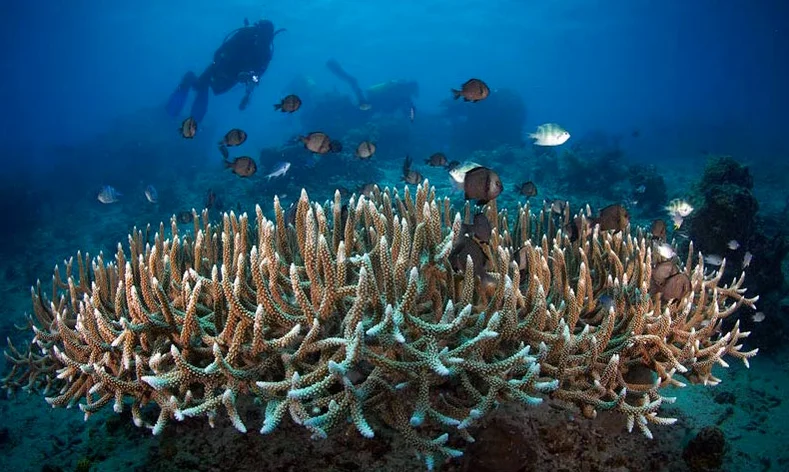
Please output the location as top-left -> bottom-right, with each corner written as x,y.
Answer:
3,181 -> 758,470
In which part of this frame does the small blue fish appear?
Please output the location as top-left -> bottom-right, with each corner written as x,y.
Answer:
144,184 -> 158,203
598,295 -> 615,313
266,161 -> 291,180
98,185 -> 122,204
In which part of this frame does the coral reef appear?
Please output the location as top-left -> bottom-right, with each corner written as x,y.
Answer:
688,156 -> 759,257
686,156 -> 787,352
4,182 -> 758,470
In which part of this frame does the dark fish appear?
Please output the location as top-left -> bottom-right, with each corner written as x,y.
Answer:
180,117 -> 197,138
205,189 -> 218,210
425,153 -> 449,167
451,78 -> 490,102
463,166 -> 502,204
285,203 -> 298,227
650,219 -> 667,241
460,213 -> 492,244
403,170 -> 423,185
651,261 -> 679,287
336,186 -> 351,199
516,246 -> 528,273
301,132 -> 332,154
401,155 -> 424,185
224,156 -> 257,177
274,94 -> 302,113
548,199 -> 566,215
177,211 -> 193,224
221,129 -> 247,147
449,235 -> 488,281
330,139 -> 343,153
565,216 -> 583,242
355,141 -> 376,159
591,204 -> 629,232
446,160 -> 461,171
218,144 -> 229,160
340,204 -> 349,230
356,182 -> 377,197
516,181 -> 538,197
660,272 -> 691,302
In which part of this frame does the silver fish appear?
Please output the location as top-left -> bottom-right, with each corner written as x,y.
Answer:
144,184 -> 158,204
98,185 -> 122,204
529,123 -> 570,146
266,162 -> 291,180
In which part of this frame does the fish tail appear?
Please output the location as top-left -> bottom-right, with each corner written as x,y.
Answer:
451,89 -> 461,100
274,103 -> 282,111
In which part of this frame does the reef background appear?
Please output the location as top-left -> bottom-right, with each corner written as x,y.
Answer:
2,1 -> 789,471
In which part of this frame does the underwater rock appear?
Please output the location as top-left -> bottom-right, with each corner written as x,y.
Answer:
687,156 -> 784,289
441,88 -> 526,155
560,132 -> 628,200
687,156 -> 787,352
682,426 -> 727,472
687,156 -> 758,255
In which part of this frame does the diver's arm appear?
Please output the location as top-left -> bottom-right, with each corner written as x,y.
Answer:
239,77 -> 257,110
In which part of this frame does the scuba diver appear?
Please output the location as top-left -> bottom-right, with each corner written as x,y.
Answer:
166,19 -> 286,122
326,59 -> 418,115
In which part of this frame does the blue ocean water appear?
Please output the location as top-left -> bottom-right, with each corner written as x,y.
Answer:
1,1 -> 788,471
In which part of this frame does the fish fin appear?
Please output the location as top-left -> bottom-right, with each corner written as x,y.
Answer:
451,89 -> 461,100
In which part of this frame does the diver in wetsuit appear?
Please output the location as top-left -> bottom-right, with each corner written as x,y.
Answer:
166,19 -> 285,122
326,59 -> 419,114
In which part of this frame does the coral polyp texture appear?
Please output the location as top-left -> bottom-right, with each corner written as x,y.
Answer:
3,181 -> 758,470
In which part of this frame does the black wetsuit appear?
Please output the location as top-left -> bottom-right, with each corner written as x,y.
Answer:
166,20 -> 282,121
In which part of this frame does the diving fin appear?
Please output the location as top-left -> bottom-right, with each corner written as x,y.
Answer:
191,83 -> 209,122
166,72 -> 197,117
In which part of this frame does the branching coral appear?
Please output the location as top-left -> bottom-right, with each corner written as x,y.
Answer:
3,181 -> 758,470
